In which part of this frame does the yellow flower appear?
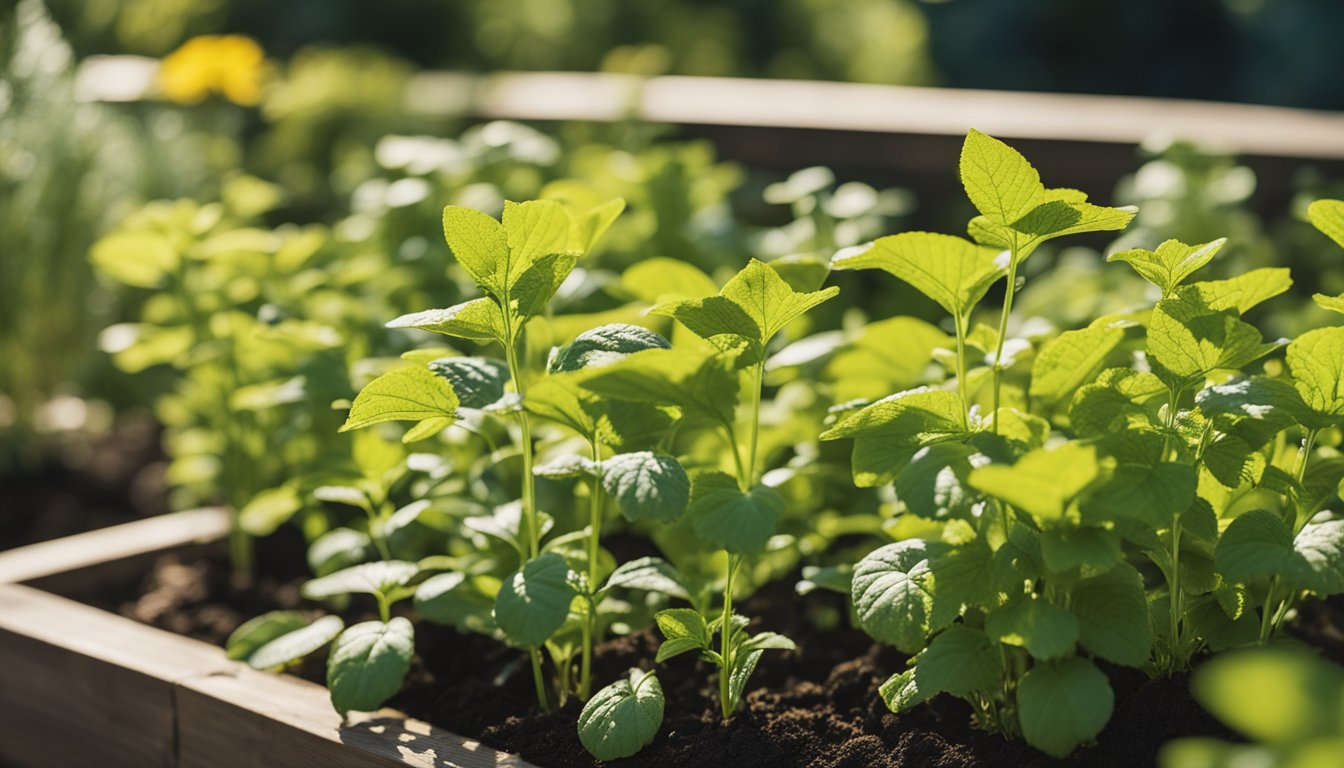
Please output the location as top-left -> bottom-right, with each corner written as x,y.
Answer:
159,35 -> 267,106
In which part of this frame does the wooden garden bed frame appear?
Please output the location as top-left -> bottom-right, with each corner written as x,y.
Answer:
0,509 -> 536,768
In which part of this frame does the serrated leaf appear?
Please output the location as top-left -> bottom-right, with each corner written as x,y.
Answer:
226,611 -> 312,661
247,615 -> 345,670
428,357 -> 509,409
1017,658 -> 1113,758
1106,238 -> 1226,296
654,259 -> 838,351
914,625 -> 1003,696
1039,526 -> 1122,573
513,251 -> 579,318
302,561 -> 419,600
385,298 -> 506,344
969,443 -> 1100,524
1071,564 -> 1152,667
441,205 -> 512,295
985,594 -> 1078,660
688,472 -> 783,554
578,669 -> 664,761
606,557 -> 691,601
494,552 -> 576,648
1082,462 -> 1196,529
1147,289 -> 1280,387
1195,376 -> 1307,431
1308,198 -> 1344,251
850,540 -> 938,653
601,452 -> 690,523
822,388 -> 968,487
1030,323 -> 1125,403
339,366 -> 459,436
1288,327 -> 1344,427
894,442 -> 982,521
549,324 -> 671,373
831,232 -> 1004,317
1215,510 -> 1295,585
1185,268 -> 1293,315
327,618 -> 414,714
1294,519 -> 1344,595
960,128 -> 1044,226
581,348 -> 740,427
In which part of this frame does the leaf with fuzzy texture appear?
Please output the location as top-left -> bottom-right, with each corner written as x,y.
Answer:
578,669 -> 664,761
549,324 -> 671,373
385,298 -> 506,344
831,232 -> 1004,318
1030,322 -> 1125,404
1106,238 -> 1226,296
822,388 -> 968,487
327,618 -> 414,714
689,472 -> 783,555
428,357 -> 509,410
1287,327 -> 1344,427
339,366 -> 459,440
494,552 -> 576,648
602,452 -> 691,523
851,540 -> 939,653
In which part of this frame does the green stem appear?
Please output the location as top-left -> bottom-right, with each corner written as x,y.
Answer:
530,649 -> 550,713
719,552 -> 741,720
991,246 -> 1020,433
1169,510 -> 1183,667
746,360 -> 765,485
1259,577 -> 1278,644
376,592 -> 391,623
1262,427 -> 1321,642
954,311 -> 971,429
579,439 -> 604,700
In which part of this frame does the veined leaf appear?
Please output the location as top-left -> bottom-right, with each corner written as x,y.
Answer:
549,324 -> 671,373
894,442 -> 982,521
601,452 -> 691,523
621,257 -> 719,303
1195,375 -> 1307,431
247,615 -> 345,670
428,357 -> 509,410
851,540 -> 938,653
327,618 -> 414,714
654,608 -> 711,662
302,561 -> 419,600
1017,658 -> 1113,758
1185,268 -> 1293,315
985,594 -> 1079,661
1106,238 -> 1226,296
1313,293 -> 1344,315
1287,327 -> 1344,426
1071,564 -> 1152,668
226,611 -> 312,661
340,366 -> 459,443
914,625 -> 1003,697
578,669 -> 664,761
1030,322 -> 1125,404
969,442 -> 1100,524
1147,289 -> 1281,387
688,472 -> 783,555
524,376 -> 598,437
512,252 -> 579,318
879,669 -> 931,714
494,552 -> 576,648
831,232 -> 1004,318
822,388 -> 967,487
385,298 -> 506,344
1307,198 -> 1344,251
1216,510 -> 1344,595
960,128 -> 1044,226
606,557 -> 691,602
580,348 -> 740,427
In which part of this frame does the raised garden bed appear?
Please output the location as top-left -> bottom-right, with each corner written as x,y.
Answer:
0,509 -> 536,768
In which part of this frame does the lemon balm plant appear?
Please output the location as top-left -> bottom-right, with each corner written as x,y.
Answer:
825,131 -> 1344,758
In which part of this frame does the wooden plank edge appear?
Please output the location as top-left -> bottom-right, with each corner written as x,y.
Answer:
0,507 -> 231,585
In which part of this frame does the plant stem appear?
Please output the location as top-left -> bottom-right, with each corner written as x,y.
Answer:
746,360 -> 765,484
1262,427 -> 1321,642
530,649 -> 550,713
719,552 -> 741,720
990,245 -> 1020,433
954,311 -> 971,429
1168,509 -> 1183,667
579,439 -> 604,700
376,592 -> 391,623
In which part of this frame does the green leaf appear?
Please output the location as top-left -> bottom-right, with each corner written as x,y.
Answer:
1017,658 -> 1113,758
894,442 -> 982,521
578,669 -> 664,761
831,232 -> 1004,318
606,557 -> 691,602
512,252 -> 579,318
504,199 -> 575,275
727,649 -> 764,712
571,197 -> 625,252
654,608 -> 711,661
1030,322 -> 1126,404
960,128 -> 1044,226
1039,526 -> 1122,573
580,348 -> 740,427
601,452 -> 690,523
302,561 -> 419,600
385,298 -> 506,344
850,540 -> 937,653
969,443 -> 1100,524
1195,376 -> 1307,431
1082,462 -> 1196,529
688,472 -> 783,555
428,357 -> 509,409
225,611 -> 312,661
307,528 -> 372,576
247,615 -> 345,670
1185,268 -> 1293,315
1071,564 -> 1152,667
1288,327 -> 1344,426
821,388 -> 967,487
549,324 -> 671,373
1215,510 -> 1295,585
1192,647 -> 1344,744
1294,519 -> 1344,596
914,625 -> 1003,697
1147,289 -> 1280,387
1313,292 -> 1344,315
985,594 -> 1079,661
90,231 -> 179,288
878,669 -> 931,714
339,366 -> 459,439
327,618 -> 415,714
524,376 -> 598,438
739,631 -> 796,655
441,205 -> 512,295
494,552 -> 576,648
1106,238 -> 1226,296
655,259 -> 838,351
621,257 -> 719,303
1307,198 -> 1344,252
413,572 -> 496,634
239,485 -> 304,537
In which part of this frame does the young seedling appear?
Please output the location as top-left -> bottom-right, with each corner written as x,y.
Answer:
582,258 -> 833,722
338,196 -> 624,711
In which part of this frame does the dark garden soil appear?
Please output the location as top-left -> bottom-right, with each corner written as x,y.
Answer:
79,539 -> 1344,768
0,414 -> 167,551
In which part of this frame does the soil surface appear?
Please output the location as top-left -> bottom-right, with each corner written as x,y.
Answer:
77,545 -> 1325,768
